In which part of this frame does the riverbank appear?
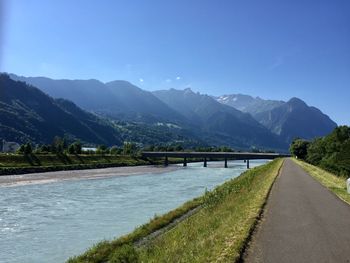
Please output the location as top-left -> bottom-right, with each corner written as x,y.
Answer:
0,164 -> 181,187
0,153 -> 185,176
68,158 -> 283,263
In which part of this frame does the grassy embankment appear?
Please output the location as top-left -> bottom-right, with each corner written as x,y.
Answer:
293,158 -> 350,205
0,153 -> 184,175
68,158 -> 284,263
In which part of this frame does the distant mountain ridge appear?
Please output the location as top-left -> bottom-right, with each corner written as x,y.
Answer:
0,74 -> 122,145
0,74 -> 204,146
254,97 -> 337,143
9,74 -> 186,124
215,93 -> 337,143
153,88 -> 286,150
215,94 -> 284,115
4,73 -> 338,150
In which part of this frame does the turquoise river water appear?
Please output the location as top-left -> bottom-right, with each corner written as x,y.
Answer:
0,160 -> 267,263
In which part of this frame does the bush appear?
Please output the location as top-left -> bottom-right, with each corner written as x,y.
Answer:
290,126 -> 350,177
123,142 -> 137,155
68,141 -> 82,154
96,145 -> 109,155
289,139 -> 309,159
110,146 -> 122,155
17,142 -> 33,155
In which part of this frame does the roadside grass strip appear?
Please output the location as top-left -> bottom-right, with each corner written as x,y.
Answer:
68,158 -> 283,263
293,158 -> 350,205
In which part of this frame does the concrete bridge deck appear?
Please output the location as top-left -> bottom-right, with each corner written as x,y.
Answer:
141,152 -> 290,168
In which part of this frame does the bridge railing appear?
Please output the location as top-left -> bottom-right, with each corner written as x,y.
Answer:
141,151 -> 290,168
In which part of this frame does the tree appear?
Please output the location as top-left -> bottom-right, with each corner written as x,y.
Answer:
68,144 -> 75,154
290,126 -> 350,177
289,139 -> 309,159
36,144 -> 51,153
174,144 -> 184,151
17,144 -> 25,154
306,137 -> 325,165
123,142 -> 137,155
18,142 -> 33,154
24,143 -> 32,154
219,146 -> 233,152
73,140 -> 82,154
110,146 -> 122,155
67,141 -> 82,154
52,136 -> 66,154
96,145 -> 108,155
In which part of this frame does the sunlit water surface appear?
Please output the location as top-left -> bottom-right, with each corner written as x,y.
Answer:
0,160 -> 268,263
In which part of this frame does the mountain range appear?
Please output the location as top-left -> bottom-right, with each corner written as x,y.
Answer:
0,74 -> 122,145
214,94 -> 337,143
2,73 -> 338,151
9,74 -> 185,123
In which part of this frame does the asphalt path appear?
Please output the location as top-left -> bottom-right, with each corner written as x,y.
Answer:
244,158 -> 350,263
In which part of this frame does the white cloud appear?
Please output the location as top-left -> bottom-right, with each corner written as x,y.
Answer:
176,76 -> 181,80
139,78 -> 144,83
165,79 -> 172,83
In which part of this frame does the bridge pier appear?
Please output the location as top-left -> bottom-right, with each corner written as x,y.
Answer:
247,159 -> 250,169
164,156 -> 169,166
224,157 -> 228,168
183,157 -> 187,167
204,157 -> 207,167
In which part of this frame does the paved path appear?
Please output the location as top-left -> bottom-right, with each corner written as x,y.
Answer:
244,158 -> 350,263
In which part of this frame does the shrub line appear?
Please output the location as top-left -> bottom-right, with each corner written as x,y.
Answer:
0,161 -> 146,176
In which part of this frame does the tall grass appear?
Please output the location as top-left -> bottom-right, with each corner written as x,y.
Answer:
293,158 -> 350,205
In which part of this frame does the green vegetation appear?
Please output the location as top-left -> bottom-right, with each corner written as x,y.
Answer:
290,126 -> 350,177
68,158 -> 283,263
0,154 -> 198,176
289,139 -> 309,159
0,153 -> 149,168
68,141 -> 82,154
293,158 -> 350,205
0,153 -> 154,175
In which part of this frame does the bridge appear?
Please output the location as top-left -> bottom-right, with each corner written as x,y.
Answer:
141,152 -> 290,169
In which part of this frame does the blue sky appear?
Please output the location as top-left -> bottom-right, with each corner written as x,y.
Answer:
1,0 -> 349,125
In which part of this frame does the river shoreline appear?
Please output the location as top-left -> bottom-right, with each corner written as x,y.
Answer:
0,164 -> 181,187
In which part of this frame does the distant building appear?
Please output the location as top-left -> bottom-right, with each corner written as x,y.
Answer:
82,147 -> 97,152
2,140 -> 20,153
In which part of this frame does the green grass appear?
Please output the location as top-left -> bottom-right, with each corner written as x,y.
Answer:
68,158 -> 284,263
0,153 -> 188,175
0,153 -> 153,168
293,158 -> 350,205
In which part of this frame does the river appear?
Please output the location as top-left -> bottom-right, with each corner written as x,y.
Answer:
0,160 -> 267,263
